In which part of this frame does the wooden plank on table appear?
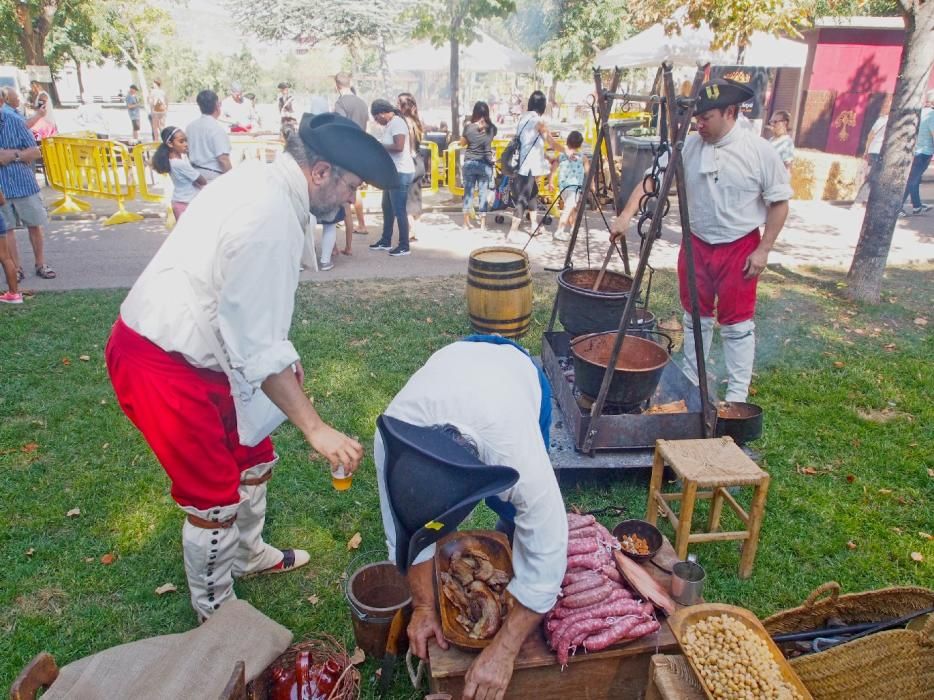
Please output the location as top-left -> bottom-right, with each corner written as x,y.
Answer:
431,651 -> 658,700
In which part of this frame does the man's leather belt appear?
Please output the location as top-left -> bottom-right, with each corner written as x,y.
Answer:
241,470 -> 273,486
187,513 -> 237,529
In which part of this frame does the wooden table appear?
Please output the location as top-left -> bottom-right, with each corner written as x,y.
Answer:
428,538 -> 690,699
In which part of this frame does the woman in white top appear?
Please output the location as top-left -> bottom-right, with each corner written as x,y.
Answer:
369,99 -> 416,256
509,90 -> 561,238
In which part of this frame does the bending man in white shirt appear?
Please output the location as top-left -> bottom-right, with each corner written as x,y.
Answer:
106,113 -> 398,621
611,79 -> 791,402
375,339 -> 567,699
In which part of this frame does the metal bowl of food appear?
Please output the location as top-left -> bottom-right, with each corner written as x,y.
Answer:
612,519 -> 663,563
715,401 -> 763,444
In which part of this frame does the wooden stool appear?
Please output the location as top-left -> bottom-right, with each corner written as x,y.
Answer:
646,437 -> 770,579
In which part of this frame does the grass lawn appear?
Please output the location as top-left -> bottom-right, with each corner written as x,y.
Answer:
1,265 -> 931,698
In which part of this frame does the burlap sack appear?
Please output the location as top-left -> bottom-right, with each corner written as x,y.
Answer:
43,600 -> 292,699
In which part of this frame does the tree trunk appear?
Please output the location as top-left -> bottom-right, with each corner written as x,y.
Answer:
14,2 -> 56,104
74,58 -> 85,98
377,32 -> 391,98
846,6 -> 934,303
450,33 -> 461,140
548,75 -> 559,119
136,61 -> 150,108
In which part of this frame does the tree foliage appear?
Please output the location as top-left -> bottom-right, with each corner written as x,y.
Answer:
405,0 -> 516,137
225,0 -> 409,95
536,0 -> 633,81
627,0 -> 811,52
89,0 -> 174,105
0,0 -> 96,67
226,0 -> 406,48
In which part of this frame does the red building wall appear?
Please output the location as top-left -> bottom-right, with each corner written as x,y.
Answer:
808,29 -> 904,94
798,27 -> 934,156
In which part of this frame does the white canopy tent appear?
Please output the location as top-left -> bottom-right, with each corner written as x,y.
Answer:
387,32 -> 535,74
594,21 -> 807,69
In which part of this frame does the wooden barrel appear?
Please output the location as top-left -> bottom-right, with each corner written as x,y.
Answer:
466,247 -> 533,338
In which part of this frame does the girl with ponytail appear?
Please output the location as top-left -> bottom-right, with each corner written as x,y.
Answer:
152,126 -> 207,220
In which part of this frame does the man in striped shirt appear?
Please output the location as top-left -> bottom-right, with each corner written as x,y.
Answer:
0,107 -> 54,280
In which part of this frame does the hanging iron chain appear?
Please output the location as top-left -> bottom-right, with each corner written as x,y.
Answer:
636,108 -> 672,244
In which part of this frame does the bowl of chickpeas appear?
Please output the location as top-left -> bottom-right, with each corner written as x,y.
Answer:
669,603 -> 814,700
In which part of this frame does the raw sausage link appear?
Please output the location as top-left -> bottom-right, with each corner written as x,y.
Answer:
551,588 -> 630,618
550,613 -> 615,651
550,589 -> 636,619
567,513 -> 596,530
594,522 -> 618,549
568,525 -> 597,540
582,618 -> 660,652
566,537 -> 599,556
561,581 -> 613,609
554,617 -> 611,665
622,618 -> 660,640
601,564 -> 622,583
546,599 -> 644,631
580,616 -> 642,651
560,573 -> 605,597
562,570 -> 601,587
566,549 -> 611,571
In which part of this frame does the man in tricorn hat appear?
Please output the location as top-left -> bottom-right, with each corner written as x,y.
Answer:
375,337 -> 567,699
106,113 -> 398,621
611,78 -> 792,402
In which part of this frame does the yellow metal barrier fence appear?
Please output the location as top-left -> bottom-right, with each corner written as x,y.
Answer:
422,140 -> 442,193
41,136 -> 143,226
446,138 -> 564,207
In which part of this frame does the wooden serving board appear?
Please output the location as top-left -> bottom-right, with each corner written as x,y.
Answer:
428,537 -> 688,699
668,604 -> 814,700
434,530 -> 514,651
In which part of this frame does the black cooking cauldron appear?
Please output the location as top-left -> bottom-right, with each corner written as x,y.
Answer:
557,268 -> 635,337
570,331 -> 671,410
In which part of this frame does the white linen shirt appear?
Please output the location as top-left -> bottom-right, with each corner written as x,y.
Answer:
682,124 -> 793,245
374,341 -> 568,615
121,154 -> 310,389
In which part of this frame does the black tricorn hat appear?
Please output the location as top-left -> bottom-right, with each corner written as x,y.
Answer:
377,415 -> 519,573
695,78 -> 755,114
298,112 -> 398,190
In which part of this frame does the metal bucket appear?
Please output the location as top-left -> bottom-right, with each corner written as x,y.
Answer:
715,402 -> 764,444
345,561 -> 411,659
556,268 -> 634,337
627,308 -> 657,339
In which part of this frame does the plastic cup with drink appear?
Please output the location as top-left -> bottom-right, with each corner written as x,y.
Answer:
331,463 -> 353,491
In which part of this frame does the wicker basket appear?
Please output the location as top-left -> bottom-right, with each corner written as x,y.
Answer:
246,635 -> 361,700
762,582 -> 934,700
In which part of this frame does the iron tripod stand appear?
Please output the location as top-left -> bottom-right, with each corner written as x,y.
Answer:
545,61 -> 716,454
